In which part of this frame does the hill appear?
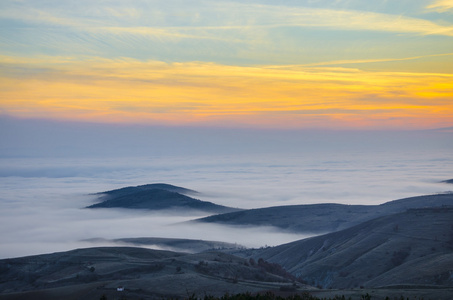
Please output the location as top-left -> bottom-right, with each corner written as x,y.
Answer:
193,193 -> 453,233
93,183 -> 198,197
83,237 -> 245,253
87,183 -> 240,214
0,247 -> 308,300
245,207 -> 453,289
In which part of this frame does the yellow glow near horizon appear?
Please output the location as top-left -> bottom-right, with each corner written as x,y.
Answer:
1,56 -> 452,129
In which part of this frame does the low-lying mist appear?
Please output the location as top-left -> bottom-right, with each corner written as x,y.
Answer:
1,117 -> 452,259
0,187 -> 309,258
0,161 -> 451,259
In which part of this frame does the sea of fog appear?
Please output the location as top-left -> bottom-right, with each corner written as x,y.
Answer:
1,127 -> 452,259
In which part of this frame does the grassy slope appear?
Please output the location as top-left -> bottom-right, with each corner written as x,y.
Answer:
84,237 -> 245,253
250,207 -> 453,289
0,247 -> 305,300
194,193 -> 453,233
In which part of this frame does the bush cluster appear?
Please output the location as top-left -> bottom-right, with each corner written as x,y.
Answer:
186,292 -> 349,300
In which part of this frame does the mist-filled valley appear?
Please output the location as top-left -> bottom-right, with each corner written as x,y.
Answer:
1,118 -> 452,260
1,119 -> 453,299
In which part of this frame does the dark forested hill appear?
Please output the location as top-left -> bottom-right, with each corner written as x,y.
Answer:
95,183 -> 198,197
87,183 -> 241,214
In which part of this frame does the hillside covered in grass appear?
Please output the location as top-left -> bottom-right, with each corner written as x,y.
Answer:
194,193 -> 453,233
245,207 -> 453,289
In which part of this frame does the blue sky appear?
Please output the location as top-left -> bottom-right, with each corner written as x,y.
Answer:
2,0 -> 452,66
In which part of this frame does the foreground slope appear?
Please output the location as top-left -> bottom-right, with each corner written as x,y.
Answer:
248,207 -> 453,289
87,183 -> 240,214
195,193 -> 453,233
0,247 -> 305,300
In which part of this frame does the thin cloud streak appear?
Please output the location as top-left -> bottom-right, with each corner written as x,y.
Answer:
426,0 -> 453,12
272,53 -> 453,68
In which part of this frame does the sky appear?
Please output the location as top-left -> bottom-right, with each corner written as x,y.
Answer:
1,0 -> 453,130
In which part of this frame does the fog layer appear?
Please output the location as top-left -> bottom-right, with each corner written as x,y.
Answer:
0,117 -> 452,258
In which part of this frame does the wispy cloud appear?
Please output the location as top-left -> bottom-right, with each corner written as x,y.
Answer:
426,0 -> 453,12
2,2 -> 453,37
270,53 -> 453,68
238,4 -> 453,37
1,1 -> 453,66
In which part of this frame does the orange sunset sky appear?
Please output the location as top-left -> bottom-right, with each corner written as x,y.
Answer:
1,0 -> 452,130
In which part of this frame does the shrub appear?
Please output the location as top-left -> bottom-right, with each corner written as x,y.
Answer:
391,249 -> 410,266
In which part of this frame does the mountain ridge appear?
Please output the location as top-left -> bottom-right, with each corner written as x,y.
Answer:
193,193 -> 453,233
